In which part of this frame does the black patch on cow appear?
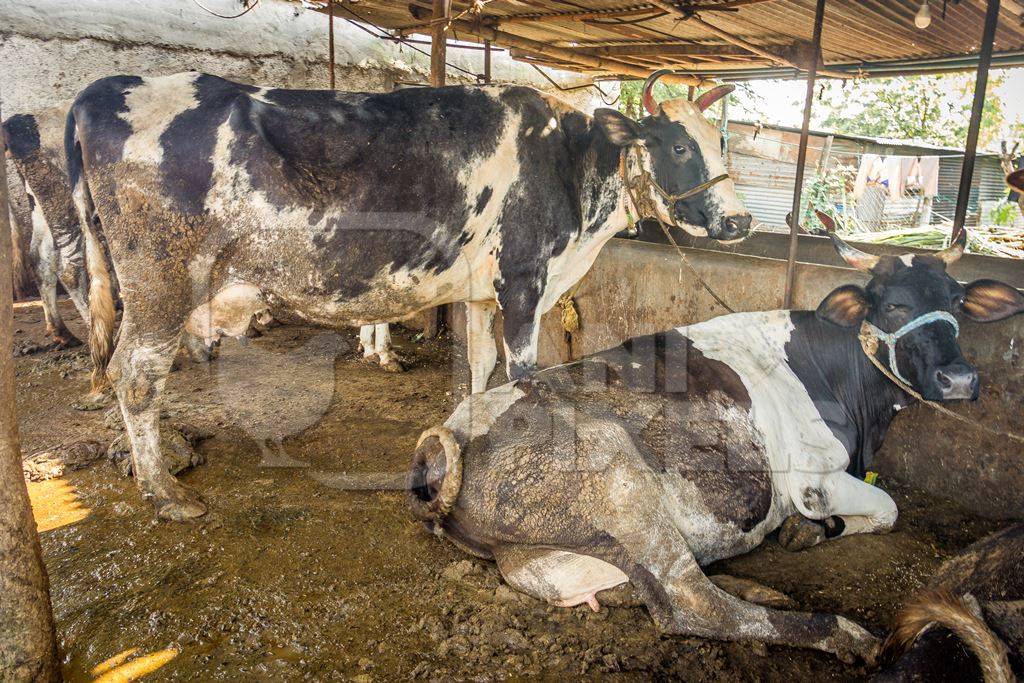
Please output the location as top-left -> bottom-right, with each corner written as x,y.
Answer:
159,74 -> 256,215
228,85 -> 511,300
474,186 -> 492,215
25,191 -> 36,212
823,515 -> 845,538
67,75 -> 144,189
2,114 -> 40,161
784,311 -> 906,477
644,111 -> 714,229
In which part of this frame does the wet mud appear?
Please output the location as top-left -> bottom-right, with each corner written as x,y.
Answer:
14,298 -> 1003,681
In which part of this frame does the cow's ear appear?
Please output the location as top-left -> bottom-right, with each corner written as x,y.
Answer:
816,285 -> 870,327
961,279 -> 1024,322
594,109 -> 641,147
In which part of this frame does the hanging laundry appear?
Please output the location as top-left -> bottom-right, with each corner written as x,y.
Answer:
853,154 -> 886,199
917,157 -> 940,198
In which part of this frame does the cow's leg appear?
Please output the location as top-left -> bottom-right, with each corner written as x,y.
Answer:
780,474 -> 898,551
466,300 -> 498,393
497,288 -> 541,380
599,516 -> 878,663
29,213 -> 78,347
358,325 -> 375,359
373,323 -> 402,372
109,306 -> 206,521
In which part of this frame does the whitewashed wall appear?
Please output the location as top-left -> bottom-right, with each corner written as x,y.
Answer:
0,0 -> 611,114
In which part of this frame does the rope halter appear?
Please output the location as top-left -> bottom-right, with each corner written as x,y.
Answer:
619,148 -> 730,231
859,311 -> 960,385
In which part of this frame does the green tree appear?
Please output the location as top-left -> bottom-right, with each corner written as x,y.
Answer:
815,73 -> 1007,148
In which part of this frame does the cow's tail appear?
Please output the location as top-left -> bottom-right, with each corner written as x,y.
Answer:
882,590 -> 1012,683
65,106 -> 115,395
407,426 -> 463,526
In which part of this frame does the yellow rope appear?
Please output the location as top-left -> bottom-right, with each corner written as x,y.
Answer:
858,321 -> 1024,444
557,282 -> 583,333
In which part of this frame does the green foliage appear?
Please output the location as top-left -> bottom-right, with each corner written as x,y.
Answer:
803,164 -> 854,232
989,200 -> 1020,227
816,73 -> 1007,148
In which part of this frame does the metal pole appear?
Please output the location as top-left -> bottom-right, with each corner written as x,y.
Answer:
783,0 -> 826,309
327,0 -> 335,89
953,0 -> 1001,236
0,100 -> 62,683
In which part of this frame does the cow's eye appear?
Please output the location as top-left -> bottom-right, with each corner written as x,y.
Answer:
953,295 -> 965,308
673,145 -> 686,155
884,303 -> 905,312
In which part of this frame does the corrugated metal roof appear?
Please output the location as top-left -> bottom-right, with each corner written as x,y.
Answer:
307,1 -> 1024,82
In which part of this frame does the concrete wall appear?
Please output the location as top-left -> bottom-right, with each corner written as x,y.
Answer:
456,238 -> 1024,520
0,0 -> 608,114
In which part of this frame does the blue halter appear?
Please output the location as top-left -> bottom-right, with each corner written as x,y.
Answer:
864,311 -> 959,385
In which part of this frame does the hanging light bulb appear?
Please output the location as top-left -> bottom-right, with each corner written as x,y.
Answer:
915,1 -> 932,29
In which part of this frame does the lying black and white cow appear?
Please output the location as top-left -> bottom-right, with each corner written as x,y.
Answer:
4,106 -> 90,345
65,71 -> 750,519
876,523 -> 1023,682
408,227 -> 1024,662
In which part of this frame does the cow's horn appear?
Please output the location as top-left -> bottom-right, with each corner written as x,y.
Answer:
935,228 -> 967,265
695,84 -> 735,113
1007,169 -> 1024,194
642,69 -> 674,115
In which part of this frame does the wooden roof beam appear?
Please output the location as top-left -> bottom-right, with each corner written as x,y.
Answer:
578,43 -> 755,57
406,6 -> 711,85
646,1 -> 853,79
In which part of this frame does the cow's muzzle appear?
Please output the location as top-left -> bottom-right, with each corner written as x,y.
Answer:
930,360 -> 980,401
711,213 -> 752,242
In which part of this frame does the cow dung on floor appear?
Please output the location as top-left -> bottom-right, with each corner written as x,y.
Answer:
13,298 -> 1008,681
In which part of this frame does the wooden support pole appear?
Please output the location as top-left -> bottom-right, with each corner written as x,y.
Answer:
327,0 -> 336,89
483,40 -> 492,84
430,0 -> 451,88
0,101 -> 61,683
783,0 -> 826,309
953,0 -> 1001,236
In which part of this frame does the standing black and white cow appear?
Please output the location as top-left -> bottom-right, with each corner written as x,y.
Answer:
4,106 -> 90,345
407,228 -> 1024,662
65,71 -> 750,519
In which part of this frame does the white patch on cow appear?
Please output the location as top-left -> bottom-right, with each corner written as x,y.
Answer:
121,72 -> 201,165
899,254 -> 916,267
683,311 -> 853,521
446,111 -> 523,302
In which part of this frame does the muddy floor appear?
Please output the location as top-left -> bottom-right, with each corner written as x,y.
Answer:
14,298 -> 1005,682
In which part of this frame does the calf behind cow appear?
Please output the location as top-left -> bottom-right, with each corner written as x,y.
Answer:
408,227 -> 1024,662
65,71 -> 750,519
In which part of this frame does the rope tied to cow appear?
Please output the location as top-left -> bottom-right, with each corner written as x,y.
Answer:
619,151 -> 735,314
858,321 -> 1024,444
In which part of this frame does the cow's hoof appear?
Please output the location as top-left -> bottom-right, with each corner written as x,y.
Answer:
380,357 -> 404,373
152,484 -> 208,522
831,617 -> 880,665
72,391 -> 115,411
778,514 -> 826,551
53,334 -> 83,349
